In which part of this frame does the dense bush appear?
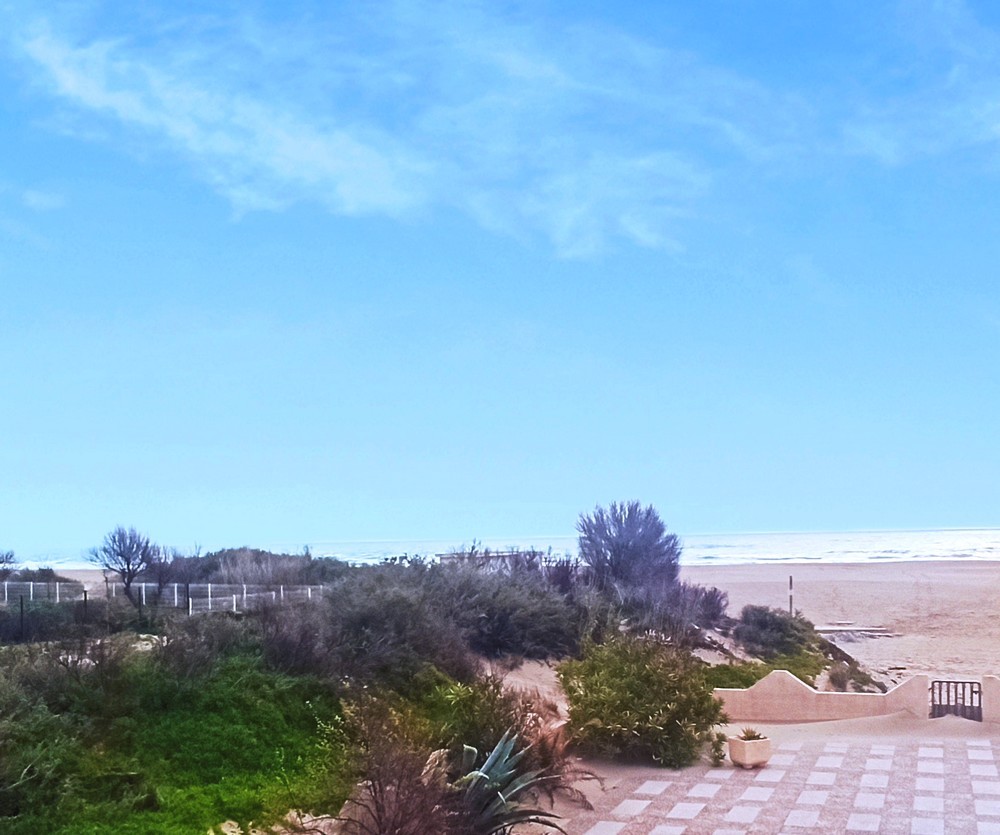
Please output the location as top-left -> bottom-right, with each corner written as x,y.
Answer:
577,501 -> 681,589
558,636 -> 726,767
733,605 -> 817,658
0,634 -> 351,834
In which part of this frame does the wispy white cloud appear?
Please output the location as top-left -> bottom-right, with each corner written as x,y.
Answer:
22,188 -> 65,210
841,0 -> 1000,164
6,1 -> 806,256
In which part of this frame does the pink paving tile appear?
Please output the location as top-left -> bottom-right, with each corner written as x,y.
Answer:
973,782 -> 1000,795
915,777 -> 945,792
785,809 -> 821,828
806,771 -> 836,786
724,805 -> 760,824
647,826 -> 686,835
635,779 -> 672,795
853,792 -> 885,809
864,758 -> 892,770
610,798 -> 650,818
972,750 -> 998,761
754,768 -> 786,782
913,795 -> 945,812
687,783 -> 721,798
796,790 -> 829,805
582,823 -> 626,835
665,802 -> 705,820
972,765 -> 1000,777
910,819 -> 945,835
846,813 -> 881,831
976,799 -> 1000,816
738,786 -> 773,801
815,755 -> 843,768
860,773 -> 889,788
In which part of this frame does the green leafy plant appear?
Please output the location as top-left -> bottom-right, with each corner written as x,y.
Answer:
737,727 -> 766,741
558,636 -> 726,767
454,731 -> 565,834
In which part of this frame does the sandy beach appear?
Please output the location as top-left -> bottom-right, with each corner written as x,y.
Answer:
683,560 -> 1000,680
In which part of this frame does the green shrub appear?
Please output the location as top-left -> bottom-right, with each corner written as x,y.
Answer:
702,662 -> 771,690
558,636 -> 726,767
733,605 -> 817,658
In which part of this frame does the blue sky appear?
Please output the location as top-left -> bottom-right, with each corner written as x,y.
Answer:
2,0 -> 999,562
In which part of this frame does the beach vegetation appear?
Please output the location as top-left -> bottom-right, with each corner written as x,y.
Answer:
558,635 -> 726,767
89,526 -> 164,607
733,605 -> 817,658
577,501 -> 681,591
0,549 -> 16,579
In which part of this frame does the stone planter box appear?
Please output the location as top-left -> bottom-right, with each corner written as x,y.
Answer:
728,736 -> 771,769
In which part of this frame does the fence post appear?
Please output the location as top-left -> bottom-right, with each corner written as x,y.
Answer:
188,596 -> 193,616
29,582 -> 34,602
3,581 -> 6,603
20,595 -> 25,641
174,583 -> 179,608
208,583 -> 212,611
186,583 -> 190,614
141,583 -> 147,607
272,590 -> 276,603
242,584 -> 247,609
232,594 -> 237,613
280,585 -> 284,603
83,590 -> 88,622
56,582 -> 60,604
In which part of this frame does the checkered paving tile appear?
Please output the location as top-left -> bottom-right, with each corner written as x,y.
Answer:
567,737 -> 1000,834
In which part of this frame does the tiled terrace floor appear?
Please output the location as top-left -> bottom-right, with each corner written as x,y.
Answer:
566,734 -> 1000,835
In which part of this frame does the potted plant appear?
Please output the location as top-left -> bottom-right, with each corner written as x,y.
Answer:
728,727 -> 771,769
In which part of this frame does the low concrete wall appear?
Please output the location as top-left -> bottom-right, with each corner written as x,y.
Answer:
714,670 -> 930,723
981,676 -> 1000,723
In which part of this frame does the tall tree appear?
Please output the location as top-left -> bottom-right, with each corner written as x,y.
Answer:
89,526 -> 160,605
577,501 -> 681,590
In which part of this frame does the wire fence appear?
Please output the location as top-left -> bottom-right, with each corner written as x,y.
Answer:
104,581 -> 324,614
0,580 -> 323,614
1,580 -> 87,605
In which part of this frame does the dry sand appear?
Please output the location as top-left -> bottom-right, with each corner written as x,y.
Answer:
683,560 -> 1000,680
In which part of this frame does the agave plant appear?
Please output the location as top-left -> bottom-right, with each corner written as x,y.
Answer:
454,731 -> 566,834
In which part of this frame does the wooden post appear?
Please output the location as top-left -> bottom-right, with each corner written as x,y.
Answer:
29,582 -> 34,602
188,596 -> 193,616
232,594 -> 237,613
789,575 -> 794,617
208,583 -> 212,611
174,583 -> 179,608
3,581 -> 7,603
242,584 -> 247,609
83,590 -> 88,621
141,583 -> 147,607
56,582 -> 60,604
280,585 -> 284,603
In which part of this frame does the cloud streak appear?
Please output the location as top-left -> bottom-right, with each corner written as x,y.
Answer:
13,1 -> 1000,255
7,1 -> 808,256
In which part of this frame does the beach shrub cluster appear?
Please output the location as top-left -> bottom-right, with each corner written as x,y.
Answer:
0,626 -> 352,834
558,635 -> 726,767
733,605 -> 817,658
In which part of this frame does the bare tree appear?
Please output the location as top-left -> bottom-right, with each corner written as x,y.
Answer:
89,526 -> 160,606
0,549 -> 16,580
577,501 -> 681,591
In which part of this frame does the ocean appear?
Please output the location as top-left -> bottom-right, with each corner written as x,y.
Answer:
24,527 -> 1000,570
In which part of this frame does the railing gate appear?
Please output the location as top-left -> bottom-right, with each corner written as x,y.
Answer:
930,680 -> 982,721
